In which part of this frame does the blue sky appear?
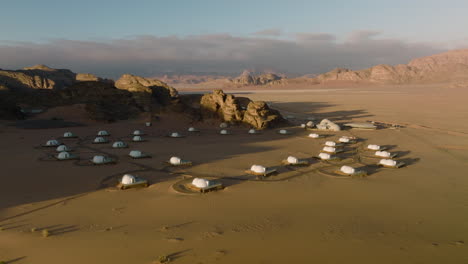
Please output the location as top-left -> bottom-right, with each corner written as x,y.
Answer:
0,0 -> 467,77
2,0 -> 467,43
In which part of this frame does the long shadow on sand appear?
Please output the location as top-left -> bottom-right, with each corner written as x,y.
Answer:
269,101 -> 373,123
0,101 -> 377,219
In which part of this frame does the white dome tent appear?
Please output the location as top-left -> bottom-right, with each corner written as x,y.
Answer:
97,130 -> 110,136
92,155 -> 114,165
192,178 -> 209,188
56,145 -> 70,152
251,165 -> 266,174
219,129 -> 230,135
283,156 -> 309,166
118,174 -> 149,189
246,165 -> 277,177
44,139 -> 61,147
93,137 -> 109,144
112,141 -> 128,148
323,146 -> 339,153
129,150 -> 150,159
187,127 -> 200,132
318,152 -> 332,160
337,165 -> 367,177
63,132 -> 77,138
167,156 -> 192,166
132,135 -> 145,142
367,144 -> 384,151
190,178 -> 223,193
379,159 -> 405,168
339,136 -> 356,143
169,132 -> 184,138
133,130 -> 144,136
278,129 -> 291,135
56,151 -> 78,161
324,141 -> 340,147
308,133 -> 320,139
375,151 -> 396,158
219,122 -> 229,128
121,174 -> 136,185
248,129 -> 259,134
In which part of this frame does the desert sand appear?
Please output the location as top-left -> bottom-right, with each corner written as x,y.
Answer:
1,83 -> 468,264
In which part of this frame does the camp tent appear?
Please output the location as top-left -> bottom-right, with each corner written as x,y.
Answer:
97,130 -> 110,136
45,139 -> 60,147
56,145 -> 70,152
112,141 -> 128,148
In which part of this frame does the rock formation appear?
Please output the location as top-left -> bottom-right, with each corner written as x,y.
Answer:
0,64 -> 114,91
115,74 -> 178,111
200,89 -> 243,122
242,101 -> 283,129
230,70 -> 285,86
199,89 -> 284,129
316,119 -> 341,131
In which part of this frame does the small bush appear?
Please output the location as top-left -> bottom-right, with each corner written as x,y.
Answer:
42,229 -> 50,237
157,255 -> 170,263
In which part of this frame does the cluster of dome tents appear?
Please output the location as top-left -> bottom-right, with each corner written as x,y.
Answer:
39,119 -> 407,192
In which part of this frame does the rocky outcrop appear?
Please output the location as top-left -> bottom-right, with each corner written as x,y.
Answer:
199,89 -> 284,129
115,74 -> 178,111
76,73 -> 102,82
0,64 -> 113,91
230,70 -> 285,86
313,49 -> 468,84
242,101 -> 283,129
200,89 -> 243,122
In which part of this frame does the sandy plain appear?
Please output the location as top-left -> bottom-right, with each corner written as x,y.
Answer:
1,83 -> 468,264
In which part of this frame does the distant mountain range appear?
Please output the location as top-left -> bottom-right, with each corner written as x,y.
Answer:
153,49 -> 468,87
2,49 -> 468,91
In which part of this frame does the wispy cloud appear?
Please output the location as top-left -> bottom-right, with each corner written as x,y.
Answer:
251,28 -> 283,37
0,31 -> 446,79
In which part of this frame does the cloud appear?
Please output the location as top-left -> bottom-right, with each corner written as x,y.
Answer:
251,28 -> 283,36
0,31 -> 446,79
295,33 -> 336,42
